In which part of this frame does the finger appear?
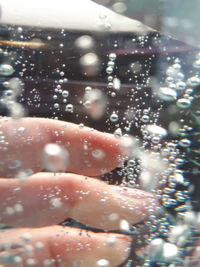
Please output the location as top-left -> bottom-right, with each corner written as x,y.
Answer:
0,117 -> 125,177
0,173 -> 159,229
0,226 -> 131,267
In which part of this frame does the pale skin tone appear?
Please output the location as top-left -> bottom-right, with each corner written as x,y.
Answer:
0,117 -> 159,267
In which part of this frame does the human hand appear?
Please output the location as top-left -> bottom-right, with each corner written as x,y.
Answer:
0,117 -> 158,266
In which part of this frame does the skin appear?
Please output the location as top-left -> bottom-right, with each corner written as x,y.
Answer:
0,117 -> 160,267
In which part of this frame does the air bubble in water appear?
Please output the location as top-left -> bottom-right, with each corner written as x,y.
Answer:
169,224 -> 191,247
75,35 -> 94,51
141,115 -> 149,123
8,102 -> 25,119
139,171 -> 157,191
193,59 -> 200,68
130,62 -> 142,74
109,53 -> 117,61
120,219 -> 130,231
0,64 -> 15,76
128,159 -> 136,167
187,76 -> 200,87
145,124 -> 167,138
54,103 -> 60,109
65,104 -> 74,112
120,135 -> 138,158
176,81 -> 186,90
166,66 -> 180,78
49,198 -> 63,209
80,53 -> 100,76
96,259 -> 110,267
80,53 -> 99,67
114,128 -> 122,138
107,61 -> 115,67
83,89 -> 107,119
62,90 -> 69,98
140,238 -> 178,262
179,138 -> 191,147
8,160 -> 21,170
110,112 -> 118,122
176,98 -> 191,109
92,149 -> 105,159
113,78 -> 121,90
85,86 -> 92,93
9,78 -> 23,96
112,2 -> 127,13
3,90 -> 14,99
158,87 -> 177,101
42,143 -> 69,172
106,66 -> 113,74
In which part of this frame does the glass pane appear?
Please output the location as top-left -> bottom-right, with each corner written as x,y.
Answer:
0,0 -> 199,266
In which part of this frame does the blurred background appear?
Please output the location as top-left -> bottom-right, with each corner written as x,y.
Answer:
94,0 -> 200,48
